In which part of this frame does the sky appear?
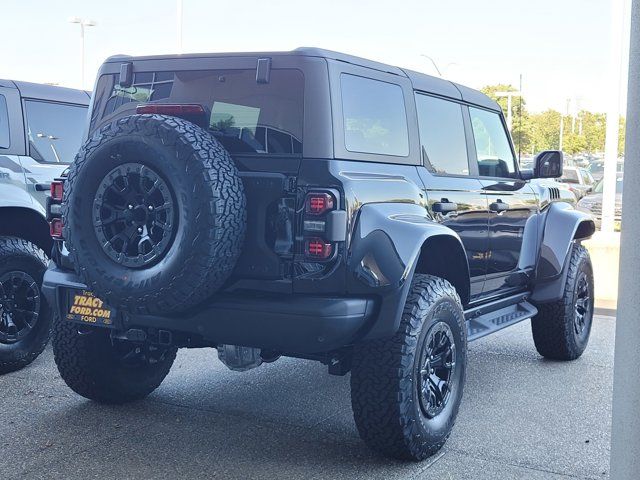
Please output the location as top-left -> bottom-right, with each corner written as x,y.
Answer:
0,0 -> 629,114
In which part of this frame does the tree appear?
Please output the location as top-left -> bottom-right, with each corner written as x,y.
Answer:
529,109 -> 561,152
480,84 -> 623,157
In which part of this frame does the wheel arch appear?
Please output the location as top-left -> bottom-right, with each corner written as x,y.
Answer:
0,206 -> 52,254
348,202 -> 470,341
414,234 -> 470,306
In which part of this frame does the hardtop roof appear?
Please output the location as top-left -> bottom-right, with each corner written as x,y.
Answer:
102,47 -> 500,111
0,79 -> 90,105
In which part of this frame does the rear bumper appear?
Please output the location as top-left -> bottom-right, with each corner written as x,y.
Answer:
43,266 -> 377,354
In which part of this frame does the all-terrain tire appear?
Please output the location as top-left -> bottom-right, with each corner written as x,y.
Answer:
531,243 -> 594,360
52,313 -> 177,404
350,274 -> 467,461
0,237 -> 51,374
63,114 -> 246,315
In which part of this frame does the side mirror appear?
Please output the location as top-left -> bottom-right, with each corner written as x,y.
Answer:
534,150 -> 563,179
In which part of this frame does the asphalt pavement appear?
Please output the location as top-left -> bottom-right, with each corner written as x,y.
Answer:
0,316 -> 614,479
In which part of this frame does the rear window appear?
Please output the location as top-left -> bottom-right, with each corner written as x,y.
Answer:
25,100 -> 87,163
0,95 -> 9,149
340,74 -> 409,157
91,69 -> 304,155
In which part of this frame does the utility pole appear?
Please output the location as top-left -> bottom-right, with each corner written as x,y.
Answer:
610,0 -> 638,477
68,17 -> 97,89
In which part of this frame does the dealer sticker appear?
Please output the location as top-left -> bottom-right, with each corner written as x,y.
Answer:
66,290 -> 115,327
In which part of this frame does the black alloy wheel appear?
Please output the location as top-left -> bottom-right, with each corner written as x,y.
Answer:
93,162 -> 175,268
0,271 -> 41,344
573,271 -> 591,338
0,237 -> 51,374
418,321 -> 457,419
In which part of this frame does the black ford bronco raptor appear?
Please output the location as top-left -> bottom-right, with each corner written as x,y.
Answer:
43,48 -> 595,461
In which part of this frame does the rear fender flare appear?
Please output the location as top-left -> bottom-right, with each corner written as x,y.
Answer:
347,202 -> 470,340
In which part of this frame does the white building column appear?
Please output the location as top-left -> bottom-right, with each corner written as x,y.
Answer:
610,0 -> 640,478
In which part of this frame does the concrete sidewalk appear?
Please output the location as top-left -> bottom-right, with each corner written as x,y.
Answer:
0,316 -> 614,479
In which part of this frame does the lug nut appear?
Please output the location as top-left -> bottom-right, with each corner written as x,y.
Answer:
148,205 -> 154,211
128,204 -> 134,210
137,227 -> 143,233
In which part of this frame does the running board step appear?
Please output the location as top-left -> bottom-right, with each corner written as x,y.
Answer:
465,300 -> 538,342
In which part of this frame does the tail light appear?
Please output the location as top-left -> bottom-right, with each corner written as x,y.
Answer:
48,179 -> 64,239
305,238 -> 333,259
305,192 -> 335,215
50,218 -> 63,238
302,191 -> 339,261
50,181 -> 64,201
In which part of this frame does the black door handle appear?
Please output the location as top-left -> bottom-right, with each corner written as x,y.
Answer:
432,200 -> 458,214
489,200 -> 509,212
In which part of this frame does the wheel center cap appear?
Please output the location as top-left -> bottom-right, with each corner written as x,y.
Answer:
132,205 -> 148,223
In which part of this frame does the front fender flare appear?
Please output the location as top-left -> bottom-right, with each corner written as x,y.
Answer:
531,201 -> 595,303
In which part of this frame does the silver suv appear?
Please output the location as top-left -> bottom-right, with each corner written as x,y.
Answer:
0,80 -> 89,373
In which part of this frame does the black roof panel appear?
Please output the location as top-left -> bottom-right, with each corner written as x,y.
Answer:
102,48 -> 499,111
0,80 -> 90,105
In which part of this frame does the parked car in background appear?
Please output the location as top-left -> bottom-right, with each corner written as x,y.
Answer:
587,158 -> 623,181
556,166 -> 596,200
577,173 -> 623,230
0,80 -> 89,373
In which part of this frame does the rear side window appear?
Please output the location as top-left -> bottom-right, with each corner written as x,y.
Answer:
415,94 -> 469,175
340,74 -> 409,157
0,95 -> 9,149
25,100 -> 87,163
92,69 -> 304,156
469,107 -> 517,178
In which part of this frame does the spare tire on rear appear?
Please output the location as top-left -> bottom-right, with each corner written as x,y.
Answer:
63,114 -> 246,315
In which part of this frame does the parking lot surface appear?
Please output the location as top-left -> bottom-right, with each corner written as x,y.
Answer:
0,316 -> 614,479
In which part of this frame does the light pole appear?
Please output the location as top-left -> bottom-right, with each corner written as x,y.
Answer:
495,91 -> 522,132
68,17 -> 97,89
177,0 -> 183,53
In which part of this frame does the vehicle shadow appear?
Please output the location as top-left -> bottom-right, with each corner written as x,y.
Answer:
19,354 -> 421,480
